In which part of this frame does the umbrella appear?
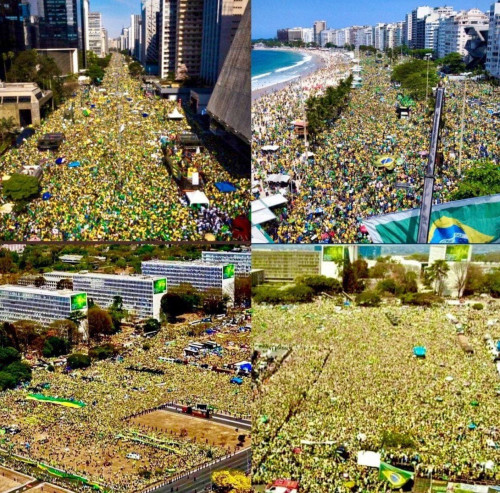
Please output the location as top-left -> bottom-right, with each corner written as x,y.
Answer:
142,113 -> 149,117
42,193 -> 52,201
55,158 -> 65,165
68,161 -> 81,168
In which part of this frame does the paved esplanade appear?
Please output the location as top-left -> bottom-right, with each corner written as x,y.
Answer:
0,53 -> 250,241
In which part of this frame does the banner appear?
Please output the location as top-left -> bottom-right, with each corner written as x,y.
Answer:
363,194 -> 500,244
379,462 -> 414,488
71,293 -> 87,311
27,394 -> 86,408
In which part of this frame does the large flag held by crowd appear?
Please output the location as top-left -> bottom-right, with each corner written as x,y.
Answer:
363,194 -> 500,244
379,462 -> 414,488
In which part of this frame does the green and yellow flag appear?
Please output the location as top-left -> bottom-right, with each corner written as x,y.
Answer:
379,462 -> 414,489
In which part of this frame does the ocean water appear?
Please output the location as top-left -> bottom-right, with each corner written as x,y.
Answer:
252,49 -> 315,91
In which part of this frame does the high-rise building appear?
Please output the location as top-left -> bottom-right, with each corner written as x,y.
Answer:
424,7 -> 455,52
72,272 -> 166,320
101,27 -> 108,55
486,1 -> 500,77
411,6 -> 433,49
404,12 -> 413,46
0,285 -> 88,327
88,11 -> 102,56
0,0 -> 30,58
313,20 -> 326,44
141,0 -> 160,72
437,9 -> 489,59
363,26 -> 374,47
129,14 -> 141,59
40,0 -> 78,48
374,23 -> 387,51
320,29 -> 337,47
158,0 -> 178,77
200,0 -> 249,85
175,0 -> 205,79
301,27 -> 314,43
80,0 -> 89,67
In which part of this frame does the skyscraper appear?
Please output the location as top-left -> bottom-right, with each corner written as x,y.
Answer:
486,1 -> 500,77
175,0 -> 204,79
80,0 -> 89,67
88,11 -> 102,56
158,0 -> 178,78
200,0 -> 249,85
411,6 -> 433,49
129,14 -> 142,59
141,0 -> 160,73
40,0 -> 78,48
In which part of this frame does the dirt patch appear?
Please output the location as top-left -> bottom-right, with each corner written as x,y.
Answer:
0,465 -> 33,490
131,410 -> 250,450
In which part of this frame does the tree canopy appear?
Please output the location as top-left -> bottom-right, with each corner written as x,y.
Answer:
391,59 -> 439,100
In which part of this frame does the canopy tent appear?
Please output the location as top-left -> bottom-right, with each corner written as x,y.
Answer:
68,161 -> 81,168
185,190 -> 209,206
251,199 -> 267,213
252,225 -> 274,243
215,181 -> 238,193
235,361 -> 252,372
168,108 -> 185,119
252,208 -> 277,225
55,157 -> 65,165
266,174 -> 290,183
261,145 -> 279,152
230,377 -> 243,385
261,193 -> 287,209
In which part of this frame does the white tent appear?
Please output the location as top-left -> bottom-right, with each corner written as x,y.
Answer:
186,191 -> 209,206
261,145 -> 279,152
252,208 -> 277,225
357,451 -> 381,468
168,108 -> 185,119
261,194 -> 287,208
266,174 -> 291,183
251,199 -> 267,213
252,225 -> 272,243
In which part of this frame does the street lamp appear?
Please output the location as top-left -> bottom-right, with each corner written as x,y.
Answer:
425,53 -> 432,100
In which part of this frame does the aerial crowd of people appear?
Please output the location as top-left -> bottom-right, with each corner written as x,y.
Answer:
0,312 -> 251,491
252,50 -> 499,243
0,53 -> 250,241
253,300 -> 500,492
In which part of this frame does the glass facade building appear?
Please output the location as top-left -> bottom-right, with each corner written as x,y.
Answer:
0,285 -> 87,326
72,273 -> 165,320
201,251 -> 251,274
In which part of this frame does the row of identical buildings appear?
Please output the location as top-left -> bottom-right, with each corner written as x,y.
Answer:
276,1 -> 500,77
0,251 -> 250,329
112,0 -> 248,85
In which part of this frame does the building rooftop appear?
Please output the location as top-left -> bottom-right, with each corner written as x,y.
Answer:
0,284 -> 78,296
143,260 -> 225,268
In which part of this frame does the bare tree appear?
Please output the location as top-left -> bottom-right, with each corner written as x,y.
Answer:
453,262 -> 469,298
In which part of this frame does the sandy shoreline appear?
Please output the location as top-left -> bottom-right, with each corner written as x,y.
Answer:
251,49 -> 326,101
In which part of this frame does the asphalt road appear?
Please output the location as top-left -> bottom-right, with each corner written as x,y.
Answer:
148,448 -> 251,493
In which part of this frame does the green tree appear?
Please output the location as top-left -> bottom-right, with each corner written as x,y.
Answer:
67,353 -> 91,369
143,318 -> 161,334
42,336 -> 70,357
426,260 -> 450,296
3,173 -> 40,202
87,306 -> 113,341
439,52 -> 466,74
451,161 -> 500,200
392,59 -> 439,100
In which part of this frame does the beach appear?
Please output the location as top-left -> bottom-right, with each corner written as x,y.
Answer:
251,48 -> 326,101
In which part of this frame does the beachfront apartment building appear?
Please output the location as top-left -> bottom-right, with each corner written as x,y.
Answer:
72,273 -> 166,320
0,285 -> 88,327
141,260 -> 235,301
201,250 -> 251,274
486,1 -> 500,78
88,12 -> 103,57
313,20 -> 326,44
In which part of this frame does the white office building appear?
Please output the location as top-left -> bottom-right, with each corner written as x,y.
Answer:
425,8 -> 455,52
320,29 -> 336,47
302,28 -> 314,43
0,285 -> 88,327
142,260 -> 235,301
486,1 -> 500,78
374,23 -> 387,51
72,273 -> 166,320
201,251 -> 251,274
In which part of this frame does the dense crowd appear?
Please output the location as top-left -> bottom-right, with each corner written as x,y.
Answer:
253,300 -> 500,491
0,313 -> 251,491
252,51 -> 499,243
0,53 -> 250,241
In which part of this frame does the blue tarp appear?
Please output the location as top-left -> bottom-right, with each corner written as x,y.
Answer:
238,363 -> 252,372
206,329 -> 215,335
142,113 -> 149,117
68,161 -> 81,168
215,182 -> 237,193
230,377 -> 243,385
42,193 -> 52,200
55,157 -> 65,164
413,346 -> 426,357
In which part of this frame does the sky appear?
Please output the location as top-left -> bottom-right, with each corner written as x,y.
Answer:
89,0 -> 140,38
252,0 -> 492,39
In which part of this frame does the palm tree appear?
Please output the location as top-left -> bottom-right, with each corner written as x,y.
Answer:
427,260 -> 450,296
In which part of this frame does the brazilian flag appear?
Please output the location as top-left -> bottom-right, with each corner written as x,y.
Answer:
379,462 -> 414,488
